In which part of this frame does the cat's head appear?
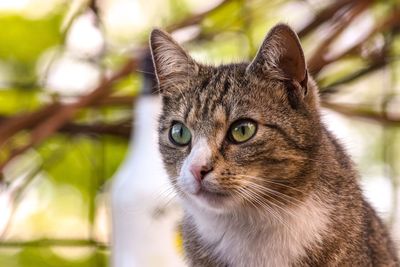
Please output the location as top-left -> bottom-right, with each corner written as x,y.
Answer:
150,24 -> 322,214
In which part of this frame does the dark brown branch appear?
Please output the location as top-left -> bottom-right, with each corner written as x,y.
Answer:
319,57 -> 390,95
0,95 -> 135,145
0,115 -> 132,138
307,0 -> 373,75
0,103 -> 61,147
321,101 -> 400,126
88,0 -> 99,16
60,120 -> 131,138
321,7 -> 400,66
298,0 -> 355,38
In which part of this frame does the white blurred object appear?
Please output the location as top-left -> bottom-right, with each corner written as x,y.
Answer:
111,96 -> 185,267
66,12 -> 105,59
44,55 -> 101,97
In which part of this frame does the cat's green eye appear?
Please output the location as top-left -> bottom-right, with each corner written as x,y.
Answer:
229,120 -> 257,143
170,122 -> 191,146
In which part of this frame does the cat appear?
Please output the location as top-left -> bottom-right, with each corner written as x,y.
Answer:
149,23 -> 399,266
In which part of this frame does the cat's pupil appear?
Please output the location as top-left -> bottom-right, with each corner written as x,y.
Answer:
240,126 -> 245,135
179,126 -> 183,137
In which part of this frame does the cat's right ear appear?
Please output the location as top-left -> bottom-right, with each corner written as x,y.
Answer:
247,24 -> 307,90
149,29 -> 198,95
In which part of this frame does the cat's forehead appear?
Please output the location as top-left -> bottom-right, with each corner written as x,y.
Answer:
191,65 -> 243,114
166,64 -> 271,131
199,63 -> 248,79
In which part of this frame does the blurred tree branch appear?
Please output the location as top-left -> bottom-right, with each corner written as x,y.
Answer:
321,101 -> 400,127
307,0 -> 373,75
0,116 -> 131,138
0,238 -> 108,249
298,0 -> 355,38
0,103 -> 61,147
318,7 -> 400,68
320,56 -> 397,95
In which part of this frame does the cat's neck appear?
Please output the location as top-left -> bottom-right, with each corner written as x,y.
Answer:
185,191 -> 331,266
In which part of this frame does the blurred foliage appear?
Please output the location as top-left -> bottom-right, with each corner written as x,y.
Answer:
0,248 -> 109,267
0,0 -> 399,266
0,12 -> 63,87
0,89 -> 41,115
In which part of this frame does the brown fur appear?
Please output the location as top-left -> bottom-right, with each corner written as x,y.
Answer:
150,24 -> 399,266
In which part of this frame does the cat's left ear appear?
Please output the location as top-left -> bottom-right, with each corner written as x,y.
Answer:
150,29 -> 198,95
247,24 -> 308,91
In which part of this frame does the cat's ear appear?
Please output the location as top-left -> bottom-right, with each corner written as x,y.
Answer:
150,29 -> 198,94
247,24 -> 307,89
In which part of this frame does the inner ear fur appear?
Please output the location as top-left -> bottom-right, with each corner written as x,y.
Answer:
149,29 -> 198,95
248,23 -> 308,90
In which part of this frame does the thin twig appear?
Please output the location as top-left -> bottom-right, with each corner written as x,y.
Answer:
307,0 -> 372,75
0,238 -> 108,249
321,7 -> 400,66
319,57 -> 389,94
0,116 -> 132,139
298,0 -> 355,38
321,101 -> 400,126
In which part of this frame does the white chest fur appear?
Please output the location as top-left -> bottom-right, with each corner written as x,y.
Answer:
186,195 -> 330,267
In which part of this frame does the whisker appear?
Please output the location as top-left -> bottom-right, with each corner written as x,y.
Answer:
236,187 -> 291,230
245,184 -> 299,221
235,187 -> 281,224
236,174 -> 305,194
252,192 -> 293,231
136,69 -> 156,76
242,180 -> 304,208
153,180 -> 180,204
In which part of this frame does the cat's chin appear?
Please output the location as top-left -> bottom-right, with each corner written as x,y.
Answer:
183,189 -> 235,213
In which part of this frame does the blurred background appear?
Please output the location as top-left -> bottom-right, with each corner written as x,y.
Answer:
0,0 -> 399,266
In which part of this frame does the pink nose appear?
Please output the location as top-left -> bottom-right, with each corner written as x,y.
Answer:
190,164 -> 213,182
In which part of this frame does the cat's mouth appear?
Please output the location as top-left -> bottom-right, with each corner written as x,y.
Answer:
193,188 -> 230,203
180,182 -> 237,211
177,174 -> 232,208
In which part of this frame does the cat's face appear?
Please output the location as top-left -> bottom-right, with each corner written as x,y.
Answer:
151,24 -> 322,214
